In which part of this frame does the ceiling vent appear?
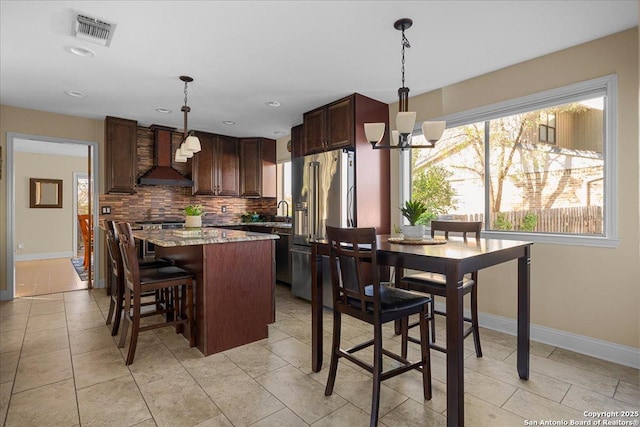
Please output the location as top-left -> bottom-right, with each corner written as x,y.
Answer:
73,13 -> 116,47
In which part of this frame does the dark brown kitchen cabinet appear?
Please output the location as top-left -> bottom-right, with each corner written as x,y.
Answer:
192,132 -> 239,196
105,116 -> 137,193
302,94 -> 381,156
291,124 -> 304,159
240,138 -> 276,198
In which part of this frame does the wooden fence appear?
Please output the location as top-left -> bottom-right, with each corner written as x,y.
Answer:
450,206 -> 603,234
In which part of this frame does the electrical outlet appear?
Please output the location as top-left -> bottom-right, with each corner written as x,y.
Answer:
101,206 -> 111,214
221,206 -> 227,213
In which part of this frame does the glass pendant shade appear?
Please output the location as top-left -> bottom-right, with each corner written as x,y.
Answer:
364,123 -> 386,146
174,147 -> 188,163
183,134 -> 201,153
180,144 -> 194,158
422,121 -> 446,143
396,111 -> 417,134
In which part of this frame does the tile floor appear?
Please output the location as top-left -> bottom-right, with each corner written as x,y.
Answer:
0,284 -> 638,426
14,258 -> 88,297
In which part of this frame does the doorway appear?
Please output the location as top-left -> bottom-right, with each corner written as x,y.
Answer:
2,133 -> 100,300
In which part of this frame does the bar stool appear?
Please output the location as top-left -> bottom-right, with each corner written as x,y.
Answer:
115,222 -> 195,365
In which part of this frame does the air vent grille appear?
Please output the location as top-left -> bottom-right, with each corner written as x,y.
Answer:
74,13 -> 116,46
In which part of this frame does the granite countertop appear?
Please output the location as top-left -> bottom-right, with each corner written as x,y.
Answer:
132,228 -> 279,247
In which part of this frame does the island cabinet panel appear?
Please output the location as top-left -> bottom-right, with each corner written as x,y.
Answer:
105,116 -> 137,193
157,240 -> 275,356
192,132 -> 239,196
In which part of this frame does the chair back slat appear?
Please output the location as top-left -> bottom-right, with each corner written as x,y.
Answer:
104,220 -> 122,278
430,220 -> 481,241
326,226 -> 380,313
115,222 -> 141,293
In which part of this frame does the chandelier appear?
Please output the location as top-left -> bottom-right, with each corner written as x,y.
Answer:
365,18 -> 446,150
174,75 -> 202,162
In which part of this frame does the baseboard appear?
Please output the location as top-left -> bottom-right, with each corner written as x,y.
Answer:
434,302 -> 640,369
14,252 -> 74,261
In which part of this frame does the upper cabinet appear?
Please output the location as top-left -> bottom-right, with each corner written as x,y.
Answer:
192,132 -> 240,196
240,138 -> 276,198
301,94 -> 386,156
105,116 -> 137,194
291,124 -> 304,159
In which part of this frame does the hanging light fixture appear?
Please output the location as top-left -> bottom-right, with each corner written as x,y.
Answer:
365,18 -> 446,150
174,75 -> 201,163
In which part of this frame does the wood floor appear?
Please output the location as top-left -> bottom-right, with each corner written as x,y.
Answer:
14,258 -> 88,298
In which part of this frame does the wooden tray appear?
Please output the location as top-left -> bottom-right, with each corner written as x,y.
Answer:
387,237 -> 447,245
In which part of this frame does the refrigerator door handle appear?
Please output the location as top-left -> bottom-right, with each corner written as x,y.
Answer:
309,161 -> 319,239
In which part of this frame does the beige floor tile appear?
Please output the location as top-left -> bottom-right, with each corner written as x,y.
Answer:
69,325 -> 115,355
549,347 -> 640,385
5,378 -> 79,426
193,413 -> 235,427
154,325 -> 192,350
223,342 -> 288,378
461,393 -> 526,426
249,408 -> 308,426
465,355 -> 571,402
313,403 -> 369,426
20,326 -> 69,358
28,300 -> 65,317
72,346 -> 129,390
0,314 -> 28,333
0,381 -> 12,426
139,373 -> 221,427
461,368 -> 518,407
29,292 -> 65,303
505,351 -> 620,397
502,388 -> 587,422
256,365 -> 346,424
380,396 -> 447,427
13,348 -> 72,394
0,299 -> 32,318
562,384 -> 639,413
25,311 -> 67,334
0,329 -> 25,354
77,375 -> 151,427
0,351 -> 20,384
174,348 -> 238,387
203,367 -> 285,426
270,316 -> 314,343
614,381 -> 640,405
127,343 -> 186,386
66,308 -> 107,332
382,371 -> 448,414
264,336 -> 312,372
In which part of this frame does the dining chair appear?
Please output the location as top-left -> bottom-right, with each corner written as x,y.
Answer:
77,214 -> 92,270
400,220 -> 483,357
324,226 -> 432,427
115,221 -> 196,365
104,220 -> 173,336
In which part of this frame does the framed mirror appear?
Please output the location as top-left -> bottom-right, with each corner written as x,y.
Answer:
30,178 -> 63,208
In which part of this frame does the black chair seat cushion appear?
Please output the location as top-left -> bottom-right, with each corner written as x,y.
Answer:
346,283 -> 431,314
140,266 -> 194,285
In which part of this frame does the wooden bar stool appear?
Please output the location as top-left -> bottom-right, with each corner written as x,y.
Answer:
115,222 -> 195,365
104,220 -> 173,336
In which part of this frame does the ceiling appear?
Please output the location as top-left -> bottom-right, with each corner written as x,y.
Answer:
1,1 -> 637,139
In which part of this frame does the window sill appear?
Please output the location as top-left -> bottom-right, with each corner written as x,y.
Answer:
480,230 -> 620,248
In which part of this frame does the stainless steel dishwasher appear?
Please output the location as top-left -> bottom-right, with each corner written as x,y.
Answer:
273,227 -> 292,284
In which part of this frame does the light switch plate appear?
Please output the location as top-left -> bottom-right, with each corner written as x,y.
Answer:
101,206 -> 111,214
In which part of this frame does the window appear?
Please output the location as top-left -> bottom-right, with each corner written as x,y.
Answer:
276,160 -> 292,217
402,75 -> 617,247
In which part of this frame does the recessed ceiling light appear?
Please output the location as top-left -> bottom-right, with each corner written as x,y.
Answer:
273,131 -> 283,135
64,90 -> 87,98
222,121 -> 236,125
265,101 -> 281,108
65,45 -> 96,57
155,108 -> 171,114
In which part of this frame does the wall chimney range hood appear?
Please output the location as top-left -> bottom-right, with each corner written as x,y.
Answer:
138,125 -> 194,186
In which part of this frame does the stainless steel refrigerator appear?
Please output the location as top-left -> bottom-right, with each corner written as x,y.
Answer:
291,149 -> 355,303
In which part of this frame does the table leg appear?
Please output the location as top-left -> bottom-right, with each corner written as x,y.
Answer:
311,243 -> 323,372
445,263 -> 465,427
517,245 -> 531,380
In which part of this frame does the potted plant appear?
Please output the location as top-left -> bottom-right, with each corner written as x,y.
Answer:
400,200 -> 428,240
184,204 -> 205,228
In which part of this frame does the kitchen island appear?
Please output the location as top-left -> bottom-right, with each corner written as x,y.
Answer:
132,227 -> 278,356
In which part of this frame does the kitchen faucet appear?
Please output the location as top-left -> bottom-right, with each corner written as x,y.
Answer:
277,200 -> 290,221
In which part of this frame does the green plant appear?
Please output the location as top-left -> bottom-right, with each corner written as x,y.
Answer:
184,204 -> 205,216
494,212 -> 513,230
520,212 -> 538,231
400,200 -> 428,226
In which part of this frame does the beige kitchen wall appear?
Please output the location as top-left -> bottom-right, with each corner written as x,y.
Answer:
389,28 -> 639,349
0,105 -> 104,291
14,152 -> 88,256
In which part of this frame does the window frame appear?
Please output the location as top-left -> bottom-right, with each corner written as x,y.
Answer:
401,74 -> 619,248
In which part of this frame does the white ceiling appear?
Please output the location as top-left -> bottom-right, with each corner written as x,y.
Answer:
1,1 -> 637,139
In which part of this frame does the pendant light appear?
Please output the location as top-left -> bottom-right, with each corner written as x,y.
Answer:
365,18 -> 446,150
174,75 -> 201,162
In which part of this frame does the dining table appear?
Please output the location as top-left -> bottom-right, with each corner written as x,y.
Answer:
310,234 -> 533,427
